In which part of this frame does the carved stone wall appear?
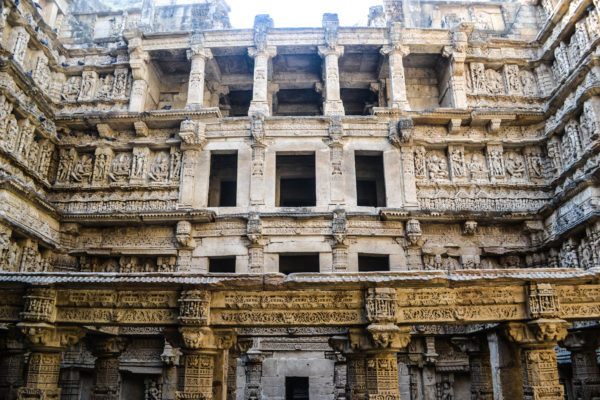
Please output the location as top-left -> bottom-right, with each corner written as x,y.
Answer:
0,0 -> 599,399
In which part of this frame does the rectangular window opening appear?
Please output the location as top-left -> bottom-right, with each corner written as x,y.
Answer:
355,153 -> 386,207
208,257 -> 236,273
279,254 -> 320,274
208,153 -> 238,207
286,377 -> 309,400
276,154 -> 316,207
358,254 -> 390,272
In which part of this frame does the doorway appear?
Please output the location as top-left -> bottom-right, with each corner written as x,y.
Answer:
285,377 -> 309,400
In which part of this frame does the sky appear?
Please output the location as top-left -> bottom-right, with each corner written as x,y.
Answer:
226,0 -> 383,29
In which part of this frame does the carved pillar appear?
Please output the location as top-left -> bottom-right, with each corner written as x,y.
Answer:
442,25 -> 471,109
381,23 -> 410,111
318,45 -> 344,116
342,288 -> 410,400
328,340 -> 347,400
453,336 -> 493,400
400,147 -> 418,207
346,354 -> 367,400
503,283 -> 571,399
89,337 -> 128,400
246,213 -> 264,273
328,117 -> 345,204
177,119 -> 207,209
332,209 -> 348,272
17,288 -> 84,400
0,328 -> 26,400
186,41 -> 213,109
249,113 -> 266,206
248,46 -> 277,116
18,323 -> 85,400
127,35 -> 150,113
561,329 -> 600,400
243,349 -> 263,400
177,290 -> 236,400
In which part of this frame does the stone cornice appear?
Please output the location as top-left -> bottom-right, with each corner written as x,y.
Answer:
60,209 -> 215,225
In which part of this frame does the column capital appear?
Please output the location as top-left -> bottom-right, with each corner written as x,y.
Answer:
504,319 -> 570,348
187,45 -> 213,61
18,324 -> 85,351
318,45 -> 344,58
381,44 -> 410,57
179,326 -> 236,352
178,119 -> 207,149
88,336 -> 128,358
248,45 -> 277,59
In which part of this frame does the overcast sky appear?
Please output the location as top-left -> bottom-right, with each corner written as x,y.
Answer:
226,0 -> 382,28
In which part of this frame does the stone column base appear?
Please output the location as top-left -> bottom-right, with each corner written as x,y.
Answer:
324,100 -> 345,116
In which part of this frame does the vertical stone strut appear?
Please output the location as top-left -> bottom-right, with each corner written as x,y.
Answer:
0,328 -> 26,399
248,14 -> 276,116
504,320 -> 570,400
381,23 -> 410,111
17,287 -> 85,400
319,13 -> 344,116
186,36 -> 213,109
561,329 -> 600,400
318,45 -> 345,116
89,337 -> 128,400
337,288 -> 410,400
126,33 -> 150,113
177,290 -> 236,400
248,47 -> 277,116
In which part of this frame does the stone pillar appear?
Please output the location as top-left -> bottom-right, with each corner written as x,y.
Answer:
328,117 -> 345,204
177,290 -> 236,400
400,147 -> 418,207
246,213 -> 264,273
318,45 -> 345,116
126,35 -> 150,113
248,46 -> 277,116
186,42 -> 213,109
249,113 -> 266,206
0,328 -> 26,400
504,319 -> 570,400
561,329 -> 600,400
381,23 -> 410,111
17,326 -> 85,400
453,336 -> 494,400
346,354 -> 367,400
16,287 -> 85,400
177,119 -> 207,209
342,288 -> 410,400
441,25 -> 471,109
89,337 -> 128,400
244,349 -> 263,400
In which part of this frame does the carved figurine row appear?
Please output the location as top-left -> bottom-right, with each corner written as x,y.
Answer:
0,226 -> 53,272
557,222 -> 600,270
551,5 -> 599,83
62,68 -> 131,103
0,95 -> 54,180
412,144 -> 546,183
55,146 -> 182,186
79,255 -> 177,273
546,97 -> 600,177
467,63 -> 539,97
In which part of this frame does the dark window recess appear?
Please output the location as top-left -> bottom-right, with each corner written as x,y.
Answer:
220,90 -> 252,117
209,257 -> 236,273
341,88 -> 379,116
355,153 -> 386,207
279,254 -> 319,274
286,377 -> 309,400
276,154 -> 316,207
358,254 -> 390,272
275,89 -> 322,116
208,153 -> 238,207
